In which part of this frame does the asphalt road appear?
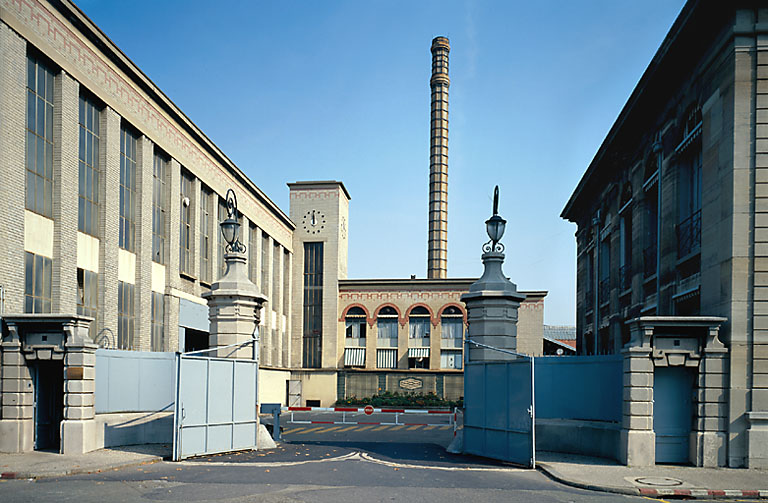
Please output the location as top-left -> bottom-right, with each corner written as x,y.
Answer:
0,412 -> 654,502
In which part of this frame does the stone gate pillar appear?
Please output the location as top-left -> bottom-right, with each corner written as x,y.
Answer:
460,187 -> 525,361
202,189 -> 267,359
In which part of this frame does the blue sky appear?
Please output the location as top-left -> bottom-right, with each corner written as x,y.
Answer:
79,0 -> 685,325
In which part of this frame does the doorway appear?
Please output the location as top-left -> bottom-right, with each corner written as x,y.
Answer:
32,360 -> 64,451
654,366 -> 695,464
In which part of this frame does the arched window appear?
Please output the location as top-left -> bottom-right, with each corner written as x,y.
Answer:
376,306 -> 398,347
440,306 -> 463,345
345,306 -> 367,341
408,306 -> 431,339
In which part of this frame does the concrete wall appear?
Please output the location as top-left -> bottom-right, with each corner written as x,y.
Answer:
292,370 -> 337,407
259,368 -> 291,406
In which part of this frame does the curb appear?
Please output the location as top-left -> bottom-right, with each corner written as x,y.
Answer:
0,455 -> 165,481
536,462 -> 768,500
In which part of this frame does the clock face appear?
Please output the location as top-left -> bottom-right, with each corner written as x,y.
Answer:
302,209 -> 326,235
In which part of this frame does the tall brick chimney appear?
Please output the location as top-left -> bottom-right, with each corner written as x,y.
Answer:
428,36 -> 450,279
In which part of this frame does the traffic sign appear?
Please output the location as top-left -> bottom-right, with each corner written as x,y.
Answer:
364,405 -> 374,415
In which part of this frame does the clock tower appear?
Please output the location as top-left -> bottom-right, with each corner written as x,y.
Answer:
288,181 -> 350,370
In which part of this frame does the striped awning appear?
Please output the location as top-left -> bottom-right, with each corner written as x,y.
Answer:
344,347 -> 366,366
408,347 -> 430,358
376,349 -> 397,369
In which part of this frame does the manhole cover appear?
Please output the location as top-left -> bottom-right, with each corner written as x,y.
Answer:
634,477 -> 684,487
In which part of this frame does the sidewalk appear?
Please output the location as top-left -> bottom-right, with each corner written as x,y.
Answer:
0,444 -> 170,480
536,451 -> 768,499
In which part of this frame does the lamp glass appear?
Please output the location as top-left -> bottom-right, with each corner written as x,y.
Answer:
486,216 -> 506,243
221,219 -> 239,245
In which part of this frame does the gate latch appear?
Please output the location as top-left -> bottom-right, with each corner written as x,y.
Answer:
527,405 -> 533,418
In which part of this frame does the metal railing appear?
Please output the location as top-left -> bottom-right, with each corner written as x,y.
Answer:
677,209 -> 701,258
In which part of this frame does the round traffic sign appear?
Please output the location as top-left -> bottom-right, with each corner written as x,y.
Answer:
364,405 -> 374,415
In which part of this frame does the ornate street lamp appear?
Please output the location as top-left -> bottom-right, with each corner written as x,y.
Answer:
484,186 -> 506,253
220,188 -> 246,254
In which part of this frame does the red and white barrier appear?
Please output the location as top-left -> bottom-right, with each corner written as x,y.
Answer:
281,405 -> 455,427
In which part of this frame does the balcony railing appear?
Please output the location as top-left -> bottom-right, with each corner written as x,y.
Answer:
619,264 -> 631,292
677,209 -> 701,258
643,245 -> 657,278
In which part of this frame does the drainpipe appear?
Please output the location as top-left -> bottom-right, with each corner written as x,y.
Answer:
593,209 -> 601,354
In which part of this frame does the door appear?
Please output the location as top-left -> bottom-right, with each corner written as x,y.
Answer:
463,358 -> 535,468
654,366 -> 694,464
287,380 -> 301,407
33,361 -> 64,451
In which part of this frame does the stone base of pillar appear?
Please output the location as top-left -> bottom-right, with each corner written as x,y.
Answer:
257,423 -> 276,449
746,412 -> 768,469
60,419 -> 96,455
619,428 -> 655,466
690,430 -> 725,467
0,419 -> 34,453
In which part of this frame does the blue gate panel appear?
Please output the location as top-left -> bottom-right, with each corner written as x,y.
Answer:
208,360 -> 234,425
234,363 -> 257,422
464,359 -> 534,467
174,353 -> 260,461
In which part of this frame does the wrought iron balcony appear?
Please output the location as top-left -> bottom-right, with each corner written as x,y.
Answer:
643,245 -> 657,278
619,265 -> 631,292
677,209 -> 701,258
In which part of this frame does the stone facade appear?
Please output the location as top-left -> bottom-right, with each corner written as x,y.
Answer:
562,1 -> 768,467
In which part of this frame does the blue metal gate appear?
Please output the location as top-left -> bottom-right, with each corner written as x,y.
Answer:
173,343 -> 260,461
463,355 -> 535,468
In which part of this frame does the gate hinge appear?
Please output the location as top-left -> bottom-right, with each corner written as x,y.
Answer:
527,405 -> 533,418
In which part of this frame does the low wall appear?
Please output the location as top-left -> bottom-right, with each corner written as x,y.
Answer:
259,368 -> 292,406
94,412 -> 173,449
535,418 -> 620,460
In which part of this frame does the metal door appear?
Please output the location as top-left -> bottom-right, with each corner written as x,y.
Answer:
287,380 -> 301,407
463,358 -> 535,467
173,350 -> 260,461
654,366 -> 694,464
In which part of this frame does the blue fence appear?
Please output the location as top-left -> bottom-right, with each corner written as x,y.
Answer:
534,354 -> 622,422
95,349 -> 176,413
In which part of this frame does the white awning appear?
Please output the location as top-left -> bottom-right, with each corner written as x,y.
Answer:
376,349 -> 397,369
408,347 -> 430,358
344,347 -> 366,366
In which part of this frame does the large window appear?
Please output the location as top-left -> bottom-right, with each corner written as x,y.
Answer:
272,241 -> 280,310
261,232 -> 270,295
119,127 -> 138,252
152,152 -> 167,264
24,252 -> 52,313
151,292 -> 165,351
408,306 -> 431,339
345,307 -> 367,342
283,249 -> 290,315
77,268 -> 98,340
117,281 -> 135,350
302,242 -> 323,368
78,95 -> 100,235
377,306 -> 399,348
179,170 -> 193,275
199,186 -> 212,283
26,55 -> 55,218
248,224 -> 258,283
218,197 -> 227,277
440,306 -> 463,348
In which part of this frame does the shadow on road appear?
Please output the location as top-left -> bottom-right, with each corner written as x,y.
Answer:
198,440 -> 521,469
